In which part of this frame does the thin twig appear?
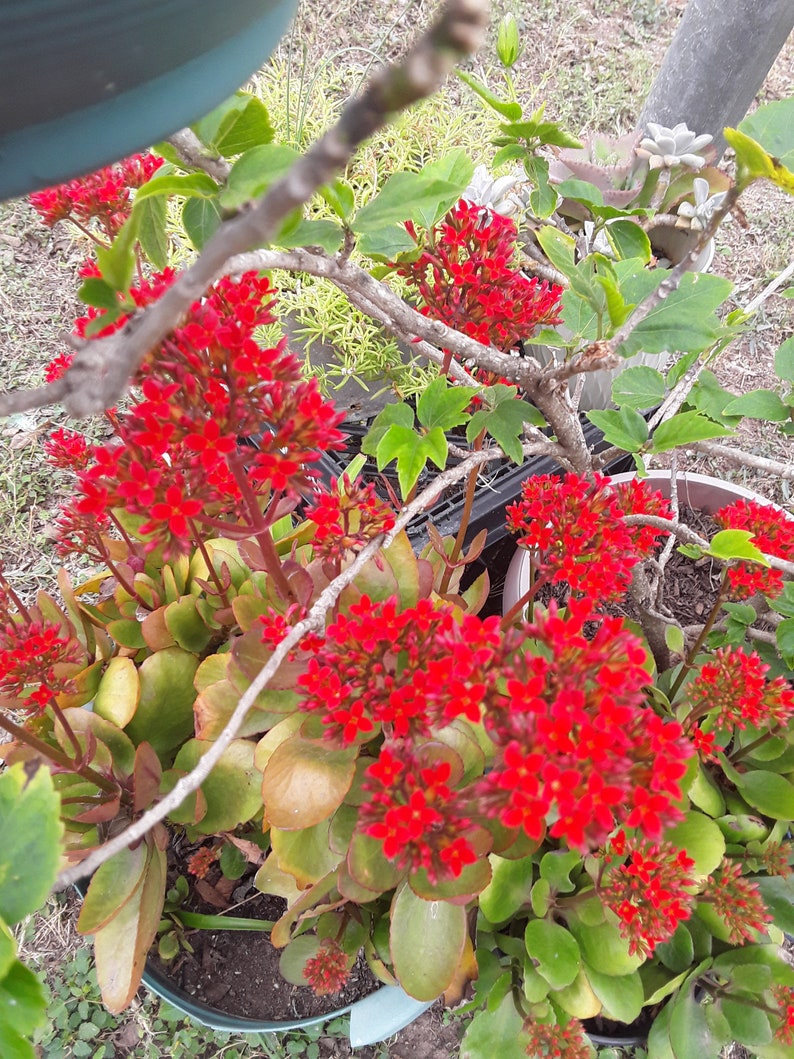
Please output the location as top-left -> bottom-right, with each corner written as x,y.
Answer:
688,441 -> 794,482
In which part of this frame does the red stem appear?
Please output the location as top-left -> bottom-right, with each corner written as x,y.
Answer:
0,713 -> 120,795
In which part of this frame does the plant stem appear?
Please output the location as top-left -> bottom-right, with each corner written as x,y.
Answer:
189,522 -> 233,612
669,574 -> 730,702
501,565 -> 547,628
439,430 -> 484,595
0,713 -> 120,795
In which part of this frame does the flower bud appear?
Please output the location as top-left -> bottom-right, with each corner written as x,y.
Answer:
496,14 -> 521,69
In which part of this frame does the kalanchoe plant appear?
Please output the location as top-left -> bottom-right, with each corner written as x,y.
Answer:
2,8 -> 794,1056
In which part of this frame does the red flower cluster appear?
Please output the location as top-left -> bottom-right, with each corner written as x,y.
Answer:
771,985 -> 794,1046
43,427 -> 91,472
29,153 -> 164,237
0,617 -> 82,711
397,200 -> 563,352
599,832 -> 696,957
715,497 -> 794,600
55,272 -> 345,555
186,846 -> 218,879
522,1018 -> 591,1059
302,939 -> 350,996
359,750 -> 479,883
306,476 -> 396,562
475,600 -> 692,849
686,647 -> 794,733
701,859 -> 771,944
506,473 -> 672,603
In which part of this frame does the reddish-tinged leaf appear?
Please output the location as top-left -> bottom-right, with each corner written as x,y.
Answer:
77,843 -> 149,935
72,792 -> 122,824
132,742 -> 162,814
263,735 -> 357,830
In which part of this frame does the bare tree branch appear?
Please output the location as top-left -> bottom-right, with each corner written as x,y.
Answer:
168,129 -> 232,183
689,440 -> 794,481
0,0 -> 490,421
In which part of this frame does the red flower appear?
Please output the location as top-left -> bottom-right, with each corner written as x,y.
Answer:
43,428 -> 91,471
701,859 -> 772,944
506,472 -> 671,604
306,476 -> 395,562
715,498 -> 794,600
522,1019 -> 591,1059
302,939 -> 349,996
398,200 -> 563,353
600,835 -> 696,957
187,846 -> 218,879
771,985 -> 794,1046
686,647 -> 794,733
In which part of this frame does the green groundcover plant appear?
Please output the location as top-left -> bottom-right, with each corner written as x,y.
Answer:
1,9 -> 794,1059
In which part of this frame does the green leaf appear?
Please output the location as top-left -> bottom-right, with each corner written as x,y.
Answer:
611,366 -> 666,410
499,115 -> 581,150
655,923 -> 695,973
193,91 -> 274,156
136,194 -> 169,270
361,402 -> 415,456
536,226 -> 576,279
77,843 -> 149,934
718,998 -> 772,1048
733,770 -> 794,819
390,885 -> 466,1001
567,915 -> 643,977
276,217 -> 343,254
320,178 -> 356,222
357,223 -> 418,261
615,268 -> 733,357
670,988 -> 730,1059
182,196 -> 223,250
525,156 -> 557,218
523,920 -> 581,989
467,386 -> 543,464
93,656 -> 140,728
413,151 -> 475,228
78,277 -> 123,311
778,618 -> 794,666
164,596 -> 214,654
587,407 -> 649,452
262,735 -> 356,829
376,424 -> 440,498
0,959 -> 47,1038
0,764 -> 63,924
173,739 -> 262,834
738,98 -> 794,169
605,220 -> 652,264
96,210 -> 141,292
459,991 -> 528,1059
754,876 -> 794,933
584,964 -> 644,1023
479,854 -> 534,925
663,812 -> 725,879
219,842 -> 248,881
723,389 -> 791,421
707,529 -> 768,564
774,337 -> 794,382
123,647 -> 199,760
651,410 -> 733,452
134,172 -> 218,202
556,178 -> 604,207
539,850 -> 581,893
454,69 -> 523,121
416,376 -> 472,431
686,370 -> 742,426
352,171 -> 466,234
220,145 -> 300,210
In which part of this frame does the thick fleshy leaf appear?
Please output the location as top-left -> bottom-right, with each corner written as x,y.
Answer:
164,597 -> 214,653
77,843 -> 149,935
390,885 -> 467,1001
0,765 -> 63,925
670,987 -> 730,1059
524,919 -> 580,990
93,657 -> 140,728
263,735 -> 356,829
567,915 -> 643,976
132,742 -> 162,814
584,963 -> 644,1023
270,820 -> 342,888
347,832 -> 406,893
553,966 -> 601,1018
733,771 -> 794,819
460,992 -> 528,1059
663,812 -> 725,878
754,876 -> 794,933
408,853 -> 492,902
479,854 -> 534,925
278,935 -> 322,986
253,853 -> 303,902
124,647 -> 199,760
93,845 -> 166,1013
60,707 -> 136,780
253,714 -> 305,772
173,739 -> 262,834
0,958 -> 47,1040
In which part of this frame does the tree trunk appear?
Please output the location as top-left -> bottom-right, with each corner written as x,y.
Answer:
639,0 -> 794,156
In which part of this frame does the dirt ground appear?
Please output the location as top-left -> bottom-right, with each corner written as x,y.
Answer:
2,2 -> 793,1058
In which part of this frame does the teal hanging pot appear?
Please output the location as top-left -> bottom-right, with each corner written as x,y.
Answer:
0,0 -> 298,200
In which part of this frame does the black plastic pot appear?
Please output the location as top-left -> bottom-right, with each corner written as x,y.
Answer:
0,1 -> 297,199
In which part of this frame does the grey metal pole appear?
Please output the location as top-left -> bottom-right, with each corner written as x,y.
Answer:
639,0 -> 794,156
